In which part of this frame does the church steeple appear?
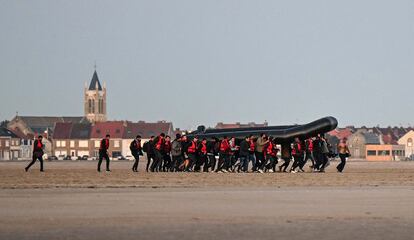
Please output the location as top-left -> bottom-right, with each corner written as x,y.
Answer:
88,70 -> 103,91
84,68 -> 107,123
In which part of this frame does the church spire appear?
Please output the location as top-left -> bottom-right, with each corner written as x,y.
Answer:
88,70 -> 102,91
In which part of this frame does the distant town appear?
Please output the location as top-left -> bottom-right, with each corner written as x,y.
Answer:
1,70 -> 413,161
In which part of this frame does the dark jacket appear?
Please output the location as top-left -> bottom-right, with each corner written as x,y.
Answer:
100,139 -> 110,152
130,139 -> 143,156
143,140 -> 155,156
239,140 -> 250,157
33,139 -> 44,153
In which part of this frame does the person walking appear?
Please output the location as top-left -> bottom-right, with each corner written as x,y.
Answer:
97,134 -> 111,172
143,136 -> 155,172
336,138 -> 350,173
25,135 -> 45,172
302,138 -> 315,170
263,136 -> 277,173
279,142 -> 292,172
319,136 -> 330,172
186,136 -> 198,172
216,136 -> 231,173
290,138 -> 305,173
170,134 -> 183,172
255,133 -> 268,172
248,135 -> 256,172
239,136 -> 250,173
130,135 -> 143,172
205,138 -> 219,172
162,135 -> 172,172
151,133 -> 165,172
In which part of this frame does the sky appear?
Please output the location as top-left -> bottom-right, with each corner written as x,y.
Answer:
0,0 -> 413,130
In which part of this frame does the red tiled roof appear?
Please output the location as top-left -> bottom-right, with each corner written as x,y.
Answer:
328,128 -> 353,140
90,121 -> 127,139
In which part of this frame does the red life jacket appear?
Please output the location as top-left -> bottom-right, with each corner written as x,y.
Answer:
155,137 -> 163,150
266,142 -> 276,157
307,139 -> 314,152
201,142 -> 207,154
249,140 -> 255,152
292,142 -> 302,156
37,140 -> 43,149
220,139 -> 230,153
105,139 -> 109,149
188,140 -> 197,153
164,141 -> 172,152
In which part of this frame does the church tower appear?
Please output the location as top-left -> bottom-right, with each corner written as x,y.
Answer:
84,70 -> 107,122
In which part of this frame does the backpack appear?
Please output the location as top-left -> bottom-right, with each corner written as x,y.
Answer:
171,139 -> 182,157
142,141 -> 149,153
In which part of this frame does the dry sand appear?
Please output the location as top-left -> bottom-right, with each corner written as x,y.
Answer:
0,161 -> 413,240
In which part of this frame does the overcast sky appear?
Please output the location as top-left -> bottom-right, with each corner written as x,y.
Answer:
1,0 -> 413,130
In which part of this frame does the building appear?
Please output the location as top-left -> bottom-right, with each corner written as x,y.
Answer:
84,70 -> 107,123
215,121 -> 268,129
9,128 -> 34,159
90,121 -> 126,159
7,115 -> 86,156
52,122 -> 92,159
398,130 -> 414,159
0,127 -> 21,160
365,144 -> 405,161
348,129 -> 380,159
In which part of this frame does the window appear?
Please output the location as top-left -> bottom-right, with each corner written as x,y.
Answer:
92,99 -> 95,113
61,141 -> 66,147
88,99 -> 93,114
70,141 -> 75,148
378,150 -> 390,156
367,150 -> 376,156
5,141 -> 9,147
408,138 -> 413,147
0,140 -> 2,147
114,140 -> 120,148
56,141 -> 61,147
95,141 -> 100,148
79,141 -> 88,148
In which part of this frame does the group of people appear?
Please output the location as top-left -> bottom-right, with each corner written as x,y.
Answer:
24,133 -> 350,174
127,132 -> 350,174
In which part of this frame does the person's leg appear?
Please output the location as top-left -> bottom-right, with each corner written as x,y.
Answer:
216,154 -> 224,172
239,156 -> 246,172
320,154 -> 328,172
105,153 -> 110,171
165,155 -> 171,172
281,158 -> 291,172
132,154 -> 139,171
146,155 -> 152,172
209,155 -> 216,172
97,152 -> 103,172
260,156 -> 268,171
272,157 -> 278,172
38,155 -> 44,171
202,155 -> 209,172
268,157 -> 275,172
248,154 -> 255,172
313,152 -> 321,170
25,154 -> 37,171
150,152 -> 160,172
337,154 -> 346,172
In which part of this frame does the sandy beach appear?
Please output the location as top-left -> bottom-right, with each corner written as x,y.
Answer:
0,161 -> 413,239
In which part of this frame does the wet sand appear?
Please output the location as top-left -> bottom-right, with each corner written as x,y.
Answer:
0,161 -> 413,239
